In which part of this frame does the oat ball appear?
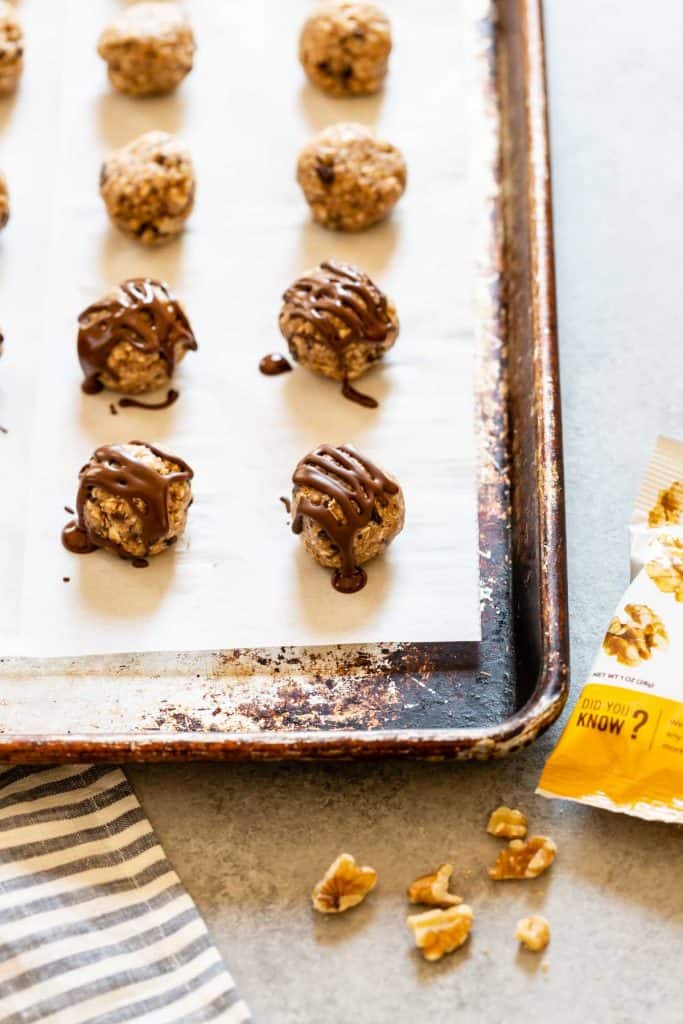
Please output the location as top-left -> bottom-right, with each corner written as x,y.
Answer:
290,443 -> 404,593
100,130 -> 195,245
296,122 -> 406,231
63,442 -> 193,560
0,170 -> 9,230
299,1 -> 391,97
0,2 -> 23,96
78,278 -> 197,395
97,2 -> 195,97
279,260 -> 398,406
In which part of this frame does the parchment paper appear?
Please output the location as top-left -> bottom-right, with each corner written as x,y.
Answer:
1,0 -> 482,657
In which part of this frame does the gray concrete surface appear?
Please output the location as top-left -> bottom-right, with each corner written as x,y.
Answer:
129,2 -> 683,1020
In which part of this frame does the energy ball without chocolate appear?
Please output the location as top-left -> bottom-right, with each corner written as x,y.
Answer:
78,278 -> 197,395
279,260 -> 398,407
299,1 -> 391,97
0,2 -> 23,96
100,130 -> 195,245
296,122 -> 406,231
290,443 -> 404,593
97,2 -> 195,97
62,442 -> 193,561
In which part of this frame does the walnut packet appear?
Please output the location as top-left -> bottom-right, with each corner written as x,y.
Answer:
537,436 -> 683,824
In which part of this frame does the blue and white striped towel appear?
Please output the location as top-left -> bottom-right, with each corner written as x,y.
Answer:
0,765 -> 250,1024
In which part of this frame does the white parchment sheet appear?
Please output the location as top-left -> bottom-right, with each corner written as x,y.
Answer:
1,0 -> 482,657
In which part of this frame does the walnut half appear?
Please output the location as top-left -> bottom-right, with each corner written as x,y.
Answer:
489,836 -> 557,880
515,915 -> 550,952
407,904 -> 473,962
646,536 -> 683,603
486,806 -> 528,839
407,863 -> 462,908
311,853 -> 377,914
648,480 -> 683,526
602,603 -> 668,666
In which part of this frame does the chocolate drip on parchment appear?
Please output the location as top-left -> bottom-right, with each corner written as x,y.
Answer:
259,353 -> 292,376
118,388 -> 179,410
78,279 -> 197,395
62,441 -> 193,559
292,443 -> 398,593
280,260 -> 392,408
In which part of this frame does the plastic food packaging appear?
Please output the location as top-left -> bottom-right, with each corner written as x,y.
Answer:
537,436 -> 683,824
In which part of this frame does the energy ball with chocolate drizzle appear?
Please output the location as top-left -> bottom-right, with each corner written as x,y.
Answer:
291,443 -> 404,593
297,122 -> 406,231
278,260 -> 398,407
62,442 -> 193,562
78,278 -> 197,396
100,131 -> 195,246
299,1 -> 391,97
97,2 -> 196,97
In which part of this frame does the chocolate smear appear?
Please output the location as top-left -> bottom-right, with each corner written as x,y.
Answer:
119,388 -> 179,411
280,496 -> 291,514
281,260 -> 391,407
259,353 -> 292,376
109,403 -> 118,415
132,557 -> 149,568
292,443 -> 398,594
78,278 -> 197,395
0,425 -> 7,434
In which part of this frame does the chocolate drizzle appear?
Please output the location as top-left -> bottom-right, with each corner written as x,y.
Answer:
292,443 -> 398,593
78,279 -> 197,395
280,260 -> 392,408
259,353 -> 292,376
118,389 -> 179,410
62,441 -> 193,559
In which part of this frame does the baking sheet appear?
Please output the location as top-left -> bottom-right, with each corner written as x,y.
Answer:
1,0 -> 481,658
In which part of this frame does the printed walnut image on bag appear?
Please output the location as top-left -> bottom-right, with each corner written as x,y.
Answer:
646,537 -> 683,602
648,480 -> 683,526
602,603 -> 668,666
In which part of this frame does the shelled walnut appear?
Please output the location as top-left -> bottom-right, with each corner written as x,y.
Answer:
648,480 -> 683,526
311,853 -> 377,913
489,836 -> 557,880
602,603 -> 668,666
515,915 -> 550,952
407,905 -> 473,962
486,806 -> 528,839
407,864 -> 461,909
646,537 -> 683,602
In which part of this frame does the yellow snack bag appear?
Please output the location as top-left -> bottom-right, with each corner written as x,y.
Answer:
537,436 -> 683,824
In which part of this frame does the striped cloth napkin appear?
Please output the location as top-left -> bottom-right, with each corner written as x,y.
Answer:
0,765 -> 250,1024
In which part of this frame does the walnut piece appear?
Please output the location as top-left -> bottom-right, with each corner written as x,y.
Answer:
602,603 -> 669,666
646,537 -> 683,603
489,836 -> 557,880
515,915 -> 550,952
407,905 -> 473,962
311,852 -> 377,913
486,806 -> 528,839
648,481 -> 683,526
407,863 -> 461,908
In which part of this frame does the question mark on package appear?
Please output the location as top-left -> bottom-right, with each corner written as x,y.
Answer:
631,709 -> 649,740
